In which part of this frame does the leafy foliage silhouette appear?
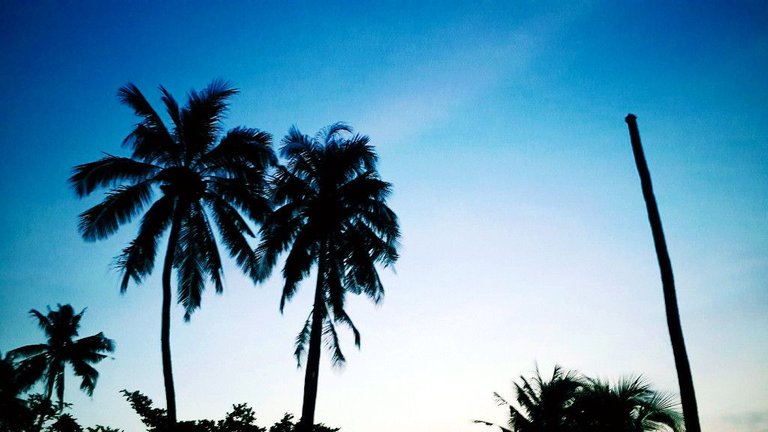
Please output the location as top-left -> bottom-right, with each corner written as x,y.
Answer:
120,390 -> 338,432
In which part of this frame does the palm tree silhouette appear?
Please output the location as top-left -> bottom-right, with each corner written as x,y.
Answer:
8,305 -> 115,410
70,81 -> 275,425
255,123 -> 400,431
475,366 -> 584,432
573,376 -> 683,432
476,367 -> 682,432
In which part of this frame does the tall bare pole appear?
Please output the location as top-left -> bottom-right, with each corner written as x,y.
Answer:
625,113 -> 701,432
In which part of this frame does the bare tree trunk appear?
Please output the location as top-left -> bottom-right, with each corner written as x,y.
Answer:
298,244 -> 327,432
625,114 -> 701,432
161,206 -> 183,429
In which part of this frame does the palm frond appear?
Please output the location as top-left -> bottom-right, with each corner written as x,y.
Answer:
55,366 -> 65,407
207,176 -> 272,224
322,319 -> 346,367
117,84 -> 167,128
118,84 -> 178,164
70,155 -> 159,197
159,85 -> 183,137
331,307 -> 361,348
29,309 -> 53,336
279,227 -> 318,311
198,127 -> 275,175
207,196 -> 259,281
254,203 -> 305,283
181,80 -> 238,162
294,312 -> 313,367
71,332 -> 115,362
70,359 -> 99,396
78,181 -> 154,241
316,122 -> 352,146
115,195 -> 174,292
7,343 -> 49,359
174,203 -> 211,320
271,166 -> 314,206
281,126 -> 314,160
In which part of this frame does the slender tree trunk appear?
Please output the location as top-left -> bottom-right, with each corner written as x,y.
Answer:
625,114 -> 701,432
161,205 -> 184,429
34,381 -> 55,432
298,244 -> 328,432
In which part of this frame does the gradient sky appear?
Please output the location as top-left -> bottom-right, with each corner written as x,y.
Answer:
1,1 -> 766,431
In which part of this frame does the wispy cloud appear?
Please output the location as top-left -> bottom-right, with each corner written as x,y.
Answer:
358,5 -> 593,144
723,411 -> 768,432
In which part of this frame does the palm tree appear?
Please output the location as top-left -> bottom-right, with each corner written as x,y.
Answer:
8,305 -> 115,411
572,376 -> 683,432
476,367 -> 683,432
255,123 -> 400,432
70,80 -> 275,425
625,114 -> 700,432
474,366 -> 584,432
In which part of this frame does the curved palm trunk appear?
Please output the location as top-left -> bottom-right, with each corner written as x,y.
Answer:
298,245 -> 328,432
625,114 -> 700,432
161,206 -> 183,428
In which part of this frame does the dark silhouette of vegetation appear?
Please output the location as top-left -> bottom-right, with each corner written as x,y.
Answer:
254,123 -> 400,431
46,413 -> 83,432
70,80 -> 276,426
120,390 -> 338,432
625,114 -> 700,432
475,366 -> 682,432
1,351 -> 37,430
7,305 -> 114,415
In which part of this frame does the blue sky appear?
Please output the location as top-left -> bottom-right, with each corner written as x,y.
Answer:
1,1 -> 766,431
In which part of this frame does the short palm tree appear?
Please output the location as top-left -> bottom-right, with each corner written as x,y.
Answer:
476,367 -> 683,432
475,366 -> 584,432
255,123 -> 400,431
572,376 -> 683,432
70,80 -> 275,425
8,305 -> 115,410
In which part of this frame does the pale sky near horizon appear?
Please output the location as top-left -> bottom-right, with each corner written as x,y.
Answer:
1,1 -> 766,431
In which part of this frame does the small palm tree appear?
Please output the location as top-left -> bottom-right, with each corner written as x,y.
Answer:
70,81 -> 275,425
255,123 -> 400,431
8,305 -> 115,410
572,376 -> 683,432
475,366 -> 584,432
477,367 -> 683,432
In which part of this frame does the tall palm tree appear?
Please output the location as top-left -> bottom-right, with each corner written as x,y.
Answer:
255,123 -> 400,432
8,305 -> 115,411
70,80 -> 275,425
474,366 -> 584,432
572,376 -> 683,432
625,114 -> 700,432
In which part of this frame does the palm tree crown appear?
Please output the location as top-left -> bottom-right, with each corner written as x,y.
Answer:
572,376 -> 683,432
255,123 -> 399,429
70,80 -> 275,425
71,80 -> 275,317
477,367 -> 683,432
8,304 -> 115,410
